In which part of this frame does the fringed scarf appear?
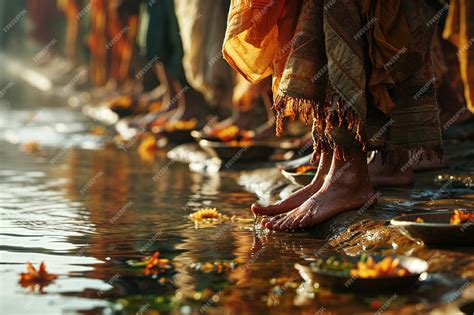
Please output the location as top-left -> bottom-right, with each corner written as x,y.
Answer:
223,0 -> 442,162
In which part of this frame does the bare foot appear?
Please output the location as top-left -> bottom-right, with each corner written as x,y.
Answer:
140,63 -> 186,130
169,87 -> 209,122
141,101 -> 178,131
143,86 -> 209,132
260,148 -> 375,231
251,151 -> 332,216
137,85 -> 166,107
119,79 -> 139,95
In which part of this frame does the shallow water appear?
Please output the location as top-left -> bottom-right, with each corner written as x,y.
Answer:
1,79 -> 474,315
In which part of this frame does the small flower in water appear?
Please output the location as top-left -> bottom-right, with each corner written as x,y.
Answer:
138,134 -> 159,162
19,262 -> 58,292
127,251 -> 173,276
144,251 -> 172,275
190,208 -> 229,222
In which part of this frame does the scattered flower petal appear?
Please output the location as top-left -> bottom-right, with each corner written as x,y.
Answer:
127,251 -> 173,276
19,262 -> 58,292
138,134 -> 159,162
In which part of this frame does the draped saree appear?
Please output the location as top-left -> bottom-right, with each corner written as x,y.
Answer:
146,0 -> 187,85
223,0 -> 443,162
173,0 -> 234,112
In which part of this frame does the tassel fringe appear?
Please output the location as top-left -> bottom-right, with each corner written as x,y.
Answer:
273,90 -> 443,164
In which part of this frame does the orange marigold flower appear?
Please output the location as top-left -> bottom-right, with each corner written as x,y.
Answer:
143,252 -> 173,275
349,256 -> 410,279
165,119 -> 197,132
138,134 -> 159,162
19,262 -> 58,292
450,210 -> 474,225
190,208 -> 228,222
215,125 -> 240,142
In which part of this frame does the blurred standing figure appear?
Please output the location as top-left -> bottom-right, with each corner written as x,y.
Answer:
88,0 -> 107,86
444,0 -> 474,113
173,0 -> 234,117
174,0 -> 273,133
58,0 -> 80,66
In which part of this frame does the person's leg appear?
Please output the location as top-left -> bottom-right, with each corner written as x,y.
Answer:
118,15 -> 139,91
154,62 -> 178,111
251,150 -> 332,216
368,152 -> 414,187
167,84 -> 210,123
260,145 -> 375,231
205,78 -> 271,134
91,0 -> 108,87
105,1 -> 119,87
145,63 -> 208,128
64,0 -> 79,66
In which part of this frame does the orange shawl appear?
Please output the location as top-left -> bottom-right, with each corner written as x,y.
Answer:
223,0 -> 442,161
223,0 -> 410,126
